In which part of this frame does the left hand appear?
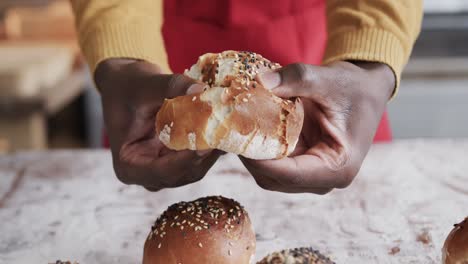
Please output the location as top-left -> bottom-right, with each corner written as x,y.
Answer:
240,61 -> 395,194
96,59 -> 222,192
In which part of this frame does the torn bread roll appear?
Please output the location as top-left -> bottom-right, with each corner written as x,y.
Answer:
143,196 -> 256,264
156,50 -> 304,160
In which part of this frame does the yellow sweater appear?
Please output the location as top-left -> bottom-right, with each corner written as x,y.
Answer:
71,0 -> 423,93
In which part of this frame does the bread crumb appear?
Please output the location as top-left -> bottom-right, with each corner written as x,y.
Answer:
416,230 -> 432,245
389,246 -> 400,255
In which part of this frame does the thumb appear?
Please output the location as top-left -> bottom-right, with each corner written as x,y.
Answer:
257,63 -> 315,99
257,71 -> 282,90
186,83 -> 208,95
134,73 -> 199,105
162,74 -> 204,99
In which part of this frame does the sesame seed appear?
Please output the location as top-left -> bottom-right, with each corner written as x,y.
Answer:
158,243 -> 161,248
242,98 -> 248,103
228,250 -> 232,256
192,96 -> 197,101
170,122 -> 174,127
198,243 -> 203,248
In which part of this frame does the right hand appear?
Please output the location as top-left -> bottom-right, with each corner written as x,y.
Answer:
96,59 -> 222,191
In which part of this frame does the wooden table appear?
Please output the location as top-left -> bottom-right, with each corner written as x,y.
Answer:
0,139 -> 467,263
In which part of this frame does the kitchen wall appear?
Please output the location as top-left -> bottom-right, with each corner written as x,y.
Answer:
389,75 -> 468,138
388,5 -> 468,138
424,0 -> 468,13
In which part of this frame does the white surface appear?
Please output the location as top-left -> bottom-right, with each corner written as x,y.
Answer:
1,140 -> 468,263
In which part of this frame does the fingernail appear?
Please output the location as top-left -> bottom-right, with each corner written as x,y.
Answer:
196,149 -> 212,157
258,71 -> 281,90
186,83 -> 206,95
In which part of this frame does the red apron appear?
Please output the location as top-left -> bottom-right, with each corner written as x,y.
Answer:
162,0 -> 392,142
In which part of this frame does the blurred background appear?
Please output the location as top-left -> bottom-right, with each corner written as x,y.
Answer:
0,0 -> 467,153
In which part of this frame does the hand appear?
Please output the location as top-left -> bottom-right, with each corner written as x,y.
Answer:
240,61 -> 395,194
96,59 -> 222,191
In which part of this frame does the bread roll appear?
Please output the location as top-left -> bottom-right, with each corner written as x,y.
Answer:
443,217 -> 468,264
257,247 -> 335,264
143,196 -> 256,264
156,51 -> 304,160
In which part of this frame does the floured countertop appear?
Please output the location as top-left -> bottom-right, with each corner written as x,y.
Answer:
0,139 -> 467,263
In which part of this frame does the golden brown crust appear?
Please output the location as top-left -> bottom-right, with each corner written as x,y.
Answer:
156,93 -> 212,150
155,51 -> 304,160
443,217 -> 468,264
143,196 -> 256,264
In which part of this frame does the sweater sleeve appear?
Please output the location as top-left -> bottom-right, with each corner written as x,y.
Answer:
323,0 -> 423,96
70,0 -> 170,74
